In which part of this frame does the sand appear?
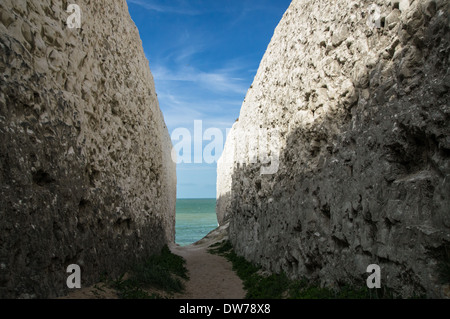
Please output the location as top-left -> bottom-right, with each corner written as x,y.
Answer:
170,242 -> 245,299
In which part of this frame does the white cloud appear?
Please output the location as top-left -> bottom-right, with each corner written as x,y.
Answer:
127,0 -> 201,15
153,64 -> 248,95
152,60 -> 246,134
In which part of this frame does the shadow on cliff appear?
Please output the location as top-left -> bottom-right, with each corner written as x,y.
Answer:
0,3 -> 172,298
218,2 -> 449,297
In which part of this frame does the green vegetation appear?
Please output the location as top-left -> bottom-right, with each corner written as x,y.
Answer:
106,246 -> 189,299
437,247 -> 450,284
208,241 -> 396,299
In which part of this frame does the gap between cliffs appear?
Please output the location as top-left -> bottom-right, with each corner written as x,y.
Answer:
170,224 -> 246,299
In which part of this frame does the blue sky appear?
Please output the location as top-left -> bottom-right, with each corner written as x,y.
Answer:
126,0 -> 291,198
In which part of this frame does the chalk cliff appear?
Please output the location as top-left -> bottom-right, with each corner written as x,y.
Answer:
217,0 -> 449,297
0,0 -> 176,298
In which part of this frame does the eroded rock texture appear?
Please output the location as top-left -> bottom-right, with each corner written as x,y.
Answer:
0,0 -> 176,298
217,0 -> 449,298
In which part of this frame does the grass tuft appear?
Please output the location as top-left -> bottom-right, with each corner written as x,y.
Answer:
106,246 -> 189,299
437,247 -> 450,284
209,241 -> 399,299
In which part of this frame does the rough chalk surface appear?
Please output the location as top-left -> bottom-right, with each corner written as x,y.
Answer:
217,0 -> 449,298
0,0 -> 176,298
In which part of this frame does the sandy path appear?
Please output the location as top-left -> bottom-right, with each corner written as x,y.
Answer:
170,242 -> 246,299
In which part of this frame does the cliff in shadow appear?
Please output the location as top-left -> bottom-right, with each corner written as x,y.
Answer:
217,0 -> 449,298
0,0 -> 176,298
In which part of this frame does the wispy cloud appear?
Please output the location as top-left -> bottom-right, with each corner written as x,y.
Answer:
152,61 -> 247,133
158,90 -> 240,131
149,43 -> 249,133
174,46 -> 204,64
153,64 -> 248,96
128,0 -> 201,15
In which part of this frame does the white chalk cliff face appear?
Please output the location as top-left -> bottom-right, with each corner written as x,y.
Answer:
0,0 -> 176,298
217,0 -> 449,298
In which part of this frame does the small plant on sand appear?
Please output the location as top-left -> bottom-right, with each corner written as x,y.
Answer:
437,247 -> 450,284
108,246 -> 189,299
209,241 -> 398,299
209,241 -> 287,299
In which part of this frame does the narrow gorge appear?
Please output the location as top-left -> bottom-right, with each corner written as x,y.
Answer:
0,0 -> 448,300
217,0 -> 449,298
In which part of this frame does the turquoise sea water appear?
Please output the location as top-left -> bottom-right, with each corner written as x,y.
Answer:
175,198 -> 218,246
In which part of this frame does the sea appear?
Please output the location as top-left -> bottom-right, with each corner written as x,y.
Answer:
175,198 -> 219,246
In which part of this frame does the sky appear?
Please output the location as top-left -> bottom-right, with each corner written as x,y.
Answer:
126,0 -> 292,199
